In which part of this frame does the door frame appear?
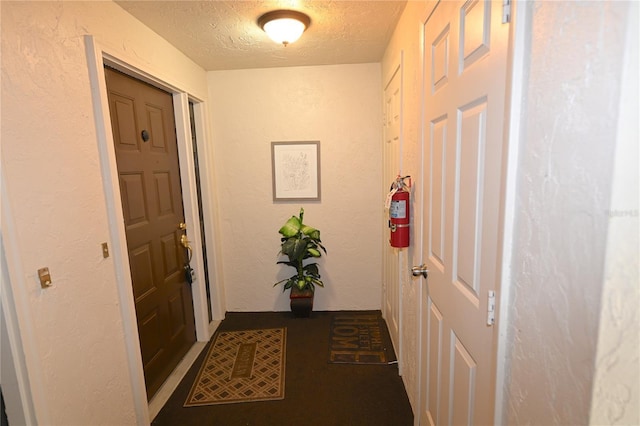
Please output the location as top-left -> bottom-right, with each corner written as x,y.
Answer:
1,176 -> 41,424
381,51 -> 404,375
414,1 -> 527,423
84,36 -> 224,424
492,1 -> 529,421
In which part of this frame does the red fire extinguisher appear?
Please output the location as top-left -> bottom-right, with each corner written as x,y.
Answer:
387,176 -> 411,248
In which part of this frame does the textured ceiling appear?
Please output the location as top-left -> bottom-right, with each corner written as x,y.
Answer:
114,1 -> 407,71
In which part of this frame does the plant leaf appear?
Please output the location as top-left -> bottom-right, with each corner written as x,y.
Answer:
300,225 -> 320,240
307,247 -> 321,257
279,216 -> 301,237
292,239 -> 308,260
304,263 -> 319,276
281,238 -> 306,259
273,278 -> 289,287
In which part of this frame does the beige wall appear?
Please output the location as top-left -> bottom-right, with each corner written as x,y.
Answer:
207,64 -> 383,312
1,1 -> 207,424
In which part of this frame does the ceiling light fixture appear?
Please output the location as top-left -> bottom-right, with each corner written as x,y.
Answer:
258,10 -> 311,46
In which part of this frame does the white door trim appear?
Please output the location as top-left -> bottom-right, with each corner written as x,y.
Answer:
173,92 -> 210,335
84,35 -> 221,424
494,1 -> 528,422
188,101 -> 227,326
416,4 -> 438,423
382,51 -> 404,375
1,172 -> 44,424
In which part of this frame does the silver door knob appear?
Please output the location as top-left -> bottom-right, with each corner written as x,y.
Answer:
411,264 -> 429,278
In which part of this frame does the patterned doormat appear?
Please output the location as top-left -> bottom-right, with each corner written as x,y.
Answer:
328,313 -> 389,364
184,328 -> 286,406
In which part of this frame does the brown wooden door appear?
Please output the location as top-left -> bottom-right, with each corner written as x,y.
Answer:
105,67 -> 196,400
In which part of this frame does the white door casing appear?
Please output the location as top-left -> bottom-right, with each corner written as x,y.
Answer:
383,55 -> 403,363
84,36 -> 222,424
419,1 -> 510,424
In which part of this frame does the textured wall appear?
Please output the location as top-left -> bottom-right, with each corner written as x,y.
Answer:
590,3 -> 639,424
503,2 -> 630,424
1,1 -> 207,424
207,64 -> 383,312
381,0 -> 433,412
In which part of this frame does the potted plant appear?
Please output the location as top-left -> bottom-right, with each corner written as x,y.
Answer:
274,208 -> 326,317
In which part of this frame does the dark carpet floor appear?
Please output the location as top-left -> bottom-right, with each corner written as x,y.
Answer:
152,310 -> 414,426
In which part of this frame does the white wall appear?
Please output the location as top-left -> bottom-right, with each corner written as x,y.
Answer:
1,1 -> 208,424
503,1 -> 633,424
207,64 -> 383,312
590,3 -> 639,424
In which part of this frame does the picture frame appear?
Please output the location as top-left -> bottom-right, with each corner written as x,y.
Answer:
271,141 -> 321,201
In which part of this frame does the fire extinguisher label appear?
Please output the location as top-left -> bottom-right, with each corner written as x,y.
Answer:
390,200 -> 407,219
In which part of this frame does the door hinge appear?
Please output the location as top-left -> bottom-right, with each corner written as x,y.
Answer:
502,0 -> 511,24
487,290 -> 496,326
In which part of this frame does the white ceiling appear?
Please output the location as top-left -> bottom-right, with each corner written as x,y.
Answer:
114,1 -> 407,71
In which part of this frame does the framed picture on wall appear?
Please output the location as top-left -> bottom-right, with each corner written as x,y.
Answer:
271,141 -> 321,201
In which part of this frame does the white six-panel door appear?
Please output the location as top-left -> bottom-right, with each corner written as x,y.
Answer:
419,1 -> 510,424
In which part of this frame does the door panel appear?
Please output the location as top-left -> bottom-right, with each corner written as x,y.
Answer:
430,117 -> 447,270
426,300 -> 443,425
105,67 -> 196,400
450,332 -> 477,425
420,1 -> 509,424
455,99 -> 487,299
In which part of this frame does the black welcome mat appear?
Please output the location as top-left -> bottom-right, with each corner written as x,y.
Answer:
328,312 -> 390,364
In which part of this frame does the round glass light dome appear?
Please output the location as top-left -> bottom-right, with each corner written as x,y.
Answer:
258,10 -> 311,46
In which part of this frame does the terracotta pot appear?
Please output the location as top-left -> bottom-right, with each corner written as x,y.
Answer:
289,286 -> 314,318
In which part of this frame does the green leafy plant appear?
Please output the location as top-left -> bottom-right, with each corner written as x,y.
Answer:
274,208 -> 327,292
